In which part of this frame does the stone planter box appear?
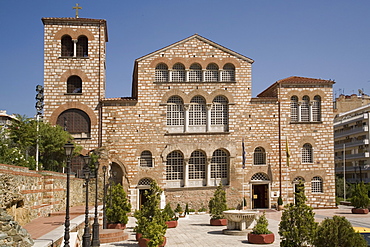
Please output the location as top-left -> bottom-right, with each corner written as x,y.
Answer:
248,233 -> 275,244
351,208 -> 369,214
210,218 -> 227,226
138,237 -> 166,247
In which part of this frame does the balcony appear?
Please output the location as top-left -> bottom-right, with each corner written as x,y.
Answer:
334,139 -> 369,150
334,126 -> 368,139
335,152 -> 370,161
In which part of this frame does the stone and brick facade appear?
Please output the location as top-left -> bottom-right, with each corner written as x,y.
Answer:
42,16 -> 336,210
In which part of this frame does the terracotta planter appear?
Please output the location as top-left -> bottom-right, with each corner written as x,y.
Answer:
248,233 -> 275,244
351,208 -> 369,214
107,223 -> 126,230
165,220 -> 178,228
136,232 -> 142,241
138,237 -> 166,247
210,218 -> 227,226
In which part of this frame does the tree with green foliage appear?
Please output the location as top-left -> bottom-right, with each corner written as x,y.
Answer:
106,183 -> 131,224
279,182 -> 318,247
314,216 -> 367,247
351,182 -> 370,209
134,181 -> 167,247
1,115 -> 78,171
208,182 -> 227,220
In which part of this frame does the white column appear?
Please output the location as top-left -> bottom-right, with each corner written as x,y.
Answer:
202,69 -> 206,82
185,69 -> 189,82
72,39 -> 78,57
184,158 -> 189,187
309,102 -> 313,122
298,102 -> 302,122
206,158 -> 212,186
206,104 -> 212,132
184,104 -> 189,132
169,70 -> 172,82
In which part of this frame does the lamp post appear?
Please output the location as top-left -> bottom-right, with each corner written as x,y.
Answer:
82,155 -> 91,247
63,142 -> 74,247
102,166 -> 107,229
91,161 -> 100,246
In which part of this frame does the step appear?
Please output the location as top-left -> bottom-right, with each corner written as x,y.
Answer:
99,229 -> 129,244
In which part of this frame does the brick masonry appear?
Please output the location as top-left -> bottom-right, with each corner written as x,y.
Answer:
42,17 -> 336,211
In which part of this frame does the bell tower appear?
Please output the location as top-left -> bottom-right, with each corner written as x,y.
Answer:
42,13 -> 108,150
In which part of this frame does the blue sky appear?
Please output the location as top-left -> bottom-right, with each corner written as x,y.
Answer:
1,0 -> 370,117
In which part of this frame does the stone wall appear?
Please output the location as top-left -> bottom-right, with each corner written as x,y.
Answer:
0,208 -> 33,247
0,163 -> 85,225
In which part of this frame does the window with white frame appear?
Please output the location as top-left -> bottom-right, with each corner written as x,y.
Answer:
312,95 -> 321,122
253,147 -> 266,165
205,63 -> 219,82
189,63 -> 202,82
189,150 -> 206,179
155,63 -> 169,82
140,151 -> 153,167
172,63 -> 185,82
301,96 -> 310,122
189,96 -> 206,126
222,63 -> 235,81
311,176 -> 323,193
167,96 -> 184,126
166,151 -> 184,180
291,96 -> 298,122
211,96 -> 228,125
302,143 -> 313,163
211,149 -> 228,179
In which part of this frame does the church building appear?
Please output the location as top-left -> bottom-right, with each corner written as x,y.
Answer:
42,15 -> 336,210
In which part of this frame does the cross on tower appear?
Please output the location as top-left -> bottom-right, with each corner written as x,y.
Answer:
73,3 -> 82,18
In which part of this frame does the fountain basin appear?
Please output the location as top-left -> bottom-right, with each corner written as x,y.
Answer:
222,210 -> 259,235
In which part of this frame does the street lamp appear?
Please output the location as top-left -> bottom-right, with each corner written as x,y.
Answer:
102,166 -> 107,229
91,161 -> 100,247
63,142 -> 74,247
82,155 -> 91,247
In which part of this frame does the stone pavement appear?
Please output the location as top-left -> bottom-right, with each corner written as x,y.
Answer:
24,205 -> 370,247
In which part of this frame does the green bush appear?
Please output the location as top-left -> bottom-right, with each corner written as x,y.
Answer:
162,202 -> 177,221
106,183 -> 131,224
251,212 -> 272,235
208,182 -> 227,219
351,182 -> 370,209
314,216 -> 367,247
174,203 -> 183,213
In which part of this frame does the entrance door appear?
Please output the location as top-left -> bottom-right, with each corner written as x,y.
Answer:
139,189 -> 149,209
252,184 -> 269,208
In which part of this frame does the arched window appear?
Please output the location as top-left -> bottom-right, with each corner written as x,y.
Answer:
312,95 -> 321,122
253,147 -> 266,165
56,109 -> 91,138
189,150 -> 206,179
189,96 -> 206,126
290,96 -> 298,122
205,63 -> 219,82
211,96 -> 228,126
76,35 -> 88,57
166,151 -> 184,180
251,173 -> 269,181
211,149 -> 228,179
61,35 -> 73,57
155,63 -> 169,82
301,96 -> 310,122
167,96 -> 184,126
138,177 -> 153,186
311,176 -> 323,193
189,63 -> 202,82
222,63 -> 235,81
140,151 -> 153,167
67,76 -> 82,93
302,143 -> 313,163
172,63 -> 185,82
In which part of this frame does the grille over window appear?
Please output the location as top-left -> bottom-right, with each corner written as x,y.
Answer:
155,63 -> 169,82
166,151 -> 184,180
189,63 -> 202,82
76,36 -> 88,57
140,151 -> 153,167
56,109 -> 90,134
61,35 -> 73,57
138,177 -> 153,186
251,173 -> 269,181
67,76 -> 82,93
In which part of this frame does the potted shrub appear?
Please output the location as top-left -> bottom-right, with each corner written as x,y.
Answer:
208,182 -> 227,226
106,183 -> 131,229
162,203 -> 178,228
197,205 -> 207,214
174,203 -> 184,217
134,181 -> 167,246
351,182 -> 370,214
185,203 -> 189,215
248,212 -> 275,244
277,196 -> 284,211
